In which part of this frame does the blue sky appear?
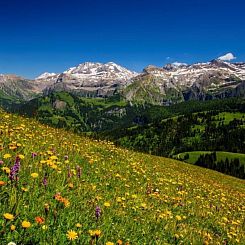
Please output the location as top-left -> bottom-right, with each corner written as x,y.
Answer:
0,0 -> 245,78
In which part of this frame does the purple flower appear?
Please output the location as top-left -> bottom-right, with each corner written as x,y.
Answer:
76,166 -> 82,178
31,152 -> 37,158
43,176 -> 48,187
0,160 -> 3,165
95,206 -> 101,220
9,156 -> 21,181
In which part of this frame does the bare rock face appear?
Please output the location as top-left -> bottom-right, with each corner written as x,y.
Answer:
1,57 -> 245,105
123,59 -> 245,104
40,62 -> 138,97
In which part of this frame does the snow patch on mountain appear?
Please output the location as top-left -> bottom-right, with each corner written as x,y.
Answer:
36,72 -> 57,80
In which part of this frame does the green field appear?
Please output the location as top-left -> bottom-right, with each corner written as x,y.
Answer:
177,151 -> 245,165
213,112 -> 245,125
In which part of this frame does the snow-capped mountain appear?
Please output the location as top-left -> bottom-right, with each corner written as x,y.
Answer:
124,58 -> 245,104
1,56 -> 245,105
42,62 -> 138,97
36,72 -> 57,80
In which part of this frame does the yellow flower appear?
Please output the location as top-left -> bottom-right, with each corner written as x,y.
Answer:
66,230 -> 78,240
10,225 -> 16,231
31,173 -> 39,178
42,225 -> 48,230
18,154 -> 25,159
89,229 -> 101,237
4,213 -> 14,220
176,215 -> 182,221
22,220 -> 31,228
2,167 -> 10,174
94,229 -> 101,237
106,242 -> 114,245
3,154 -> 11,159
76,223 -> 82,228
104,202 -> 111,207
21,187 -> 28,192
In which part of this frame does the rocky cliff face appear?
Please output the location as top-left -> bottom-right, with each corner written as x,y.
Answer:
123,59 -> 245,104
1,58 -> 245,105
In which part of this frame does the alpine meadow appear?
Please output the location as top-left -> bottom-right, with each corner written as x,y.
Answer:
1,0 -> 245,244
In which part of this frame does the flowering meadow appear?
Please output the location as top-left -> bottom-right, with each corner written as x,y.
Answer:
0,110 -> 245,244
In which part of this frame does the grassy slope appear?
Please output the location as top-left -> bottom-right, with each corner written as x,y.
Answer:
0,110 -> 244,244
177,151 -> 245,166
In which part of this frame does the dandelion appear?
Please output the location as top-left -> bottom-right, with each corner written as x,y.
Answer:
104,202 -> 110,207
76,223 -> 82,228
2,167 -> 10,174
66,230 -> 78,240
22,220 -> 31,228
42,225 -> 48,230
106,242 -> 114,245
95,205 -> 101,220
4,213 -> 14,220
176,215 -> 182,221
31,172 -> 39,178
10,225 -> 16,231
3,153 -> 11,159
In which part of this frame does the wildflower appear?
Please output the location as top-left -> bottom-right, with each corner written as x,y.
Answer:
42,176 -> 48,187
35,216 -> 45,224
117,240 -> 123,245
0,160 -> 3,165
94,229 -> 101,237
106,242 -> 114,245
31,172 -> 39,178
42,225 -> 48,230
68,183 -> 74,188
18,154 -> 25,159
22,220 -> 31,228
76,223 -> 82,228
0,180 -> 6,186
31,152 -> 37,158
95,206 -> 101,220
176,215 -> 182,221
10,225 -> 16,231
3,153 -> 11,159
4,213 -> 14,220
7,242 -> 16,245
2,167 -> 10,174
9,156 -> 21,181
89,229 -> 101,238
104,202 -> 110,207
21,187 -> 28,192
66,230 -> 78,240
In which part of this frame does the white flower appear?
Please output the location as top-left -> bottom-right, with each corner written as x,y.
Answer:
8,242 -> 17,245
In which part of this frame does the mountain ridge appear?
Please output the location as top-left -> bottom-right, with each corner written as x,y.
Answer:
0,56 -> 245,106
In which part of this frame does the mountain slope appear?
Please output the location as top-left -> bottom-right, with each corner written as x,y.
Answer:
0,109 -> 244,244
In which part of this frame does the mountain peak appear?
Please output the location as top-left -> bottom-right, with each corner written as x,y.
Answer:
36,72 -> 57,80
